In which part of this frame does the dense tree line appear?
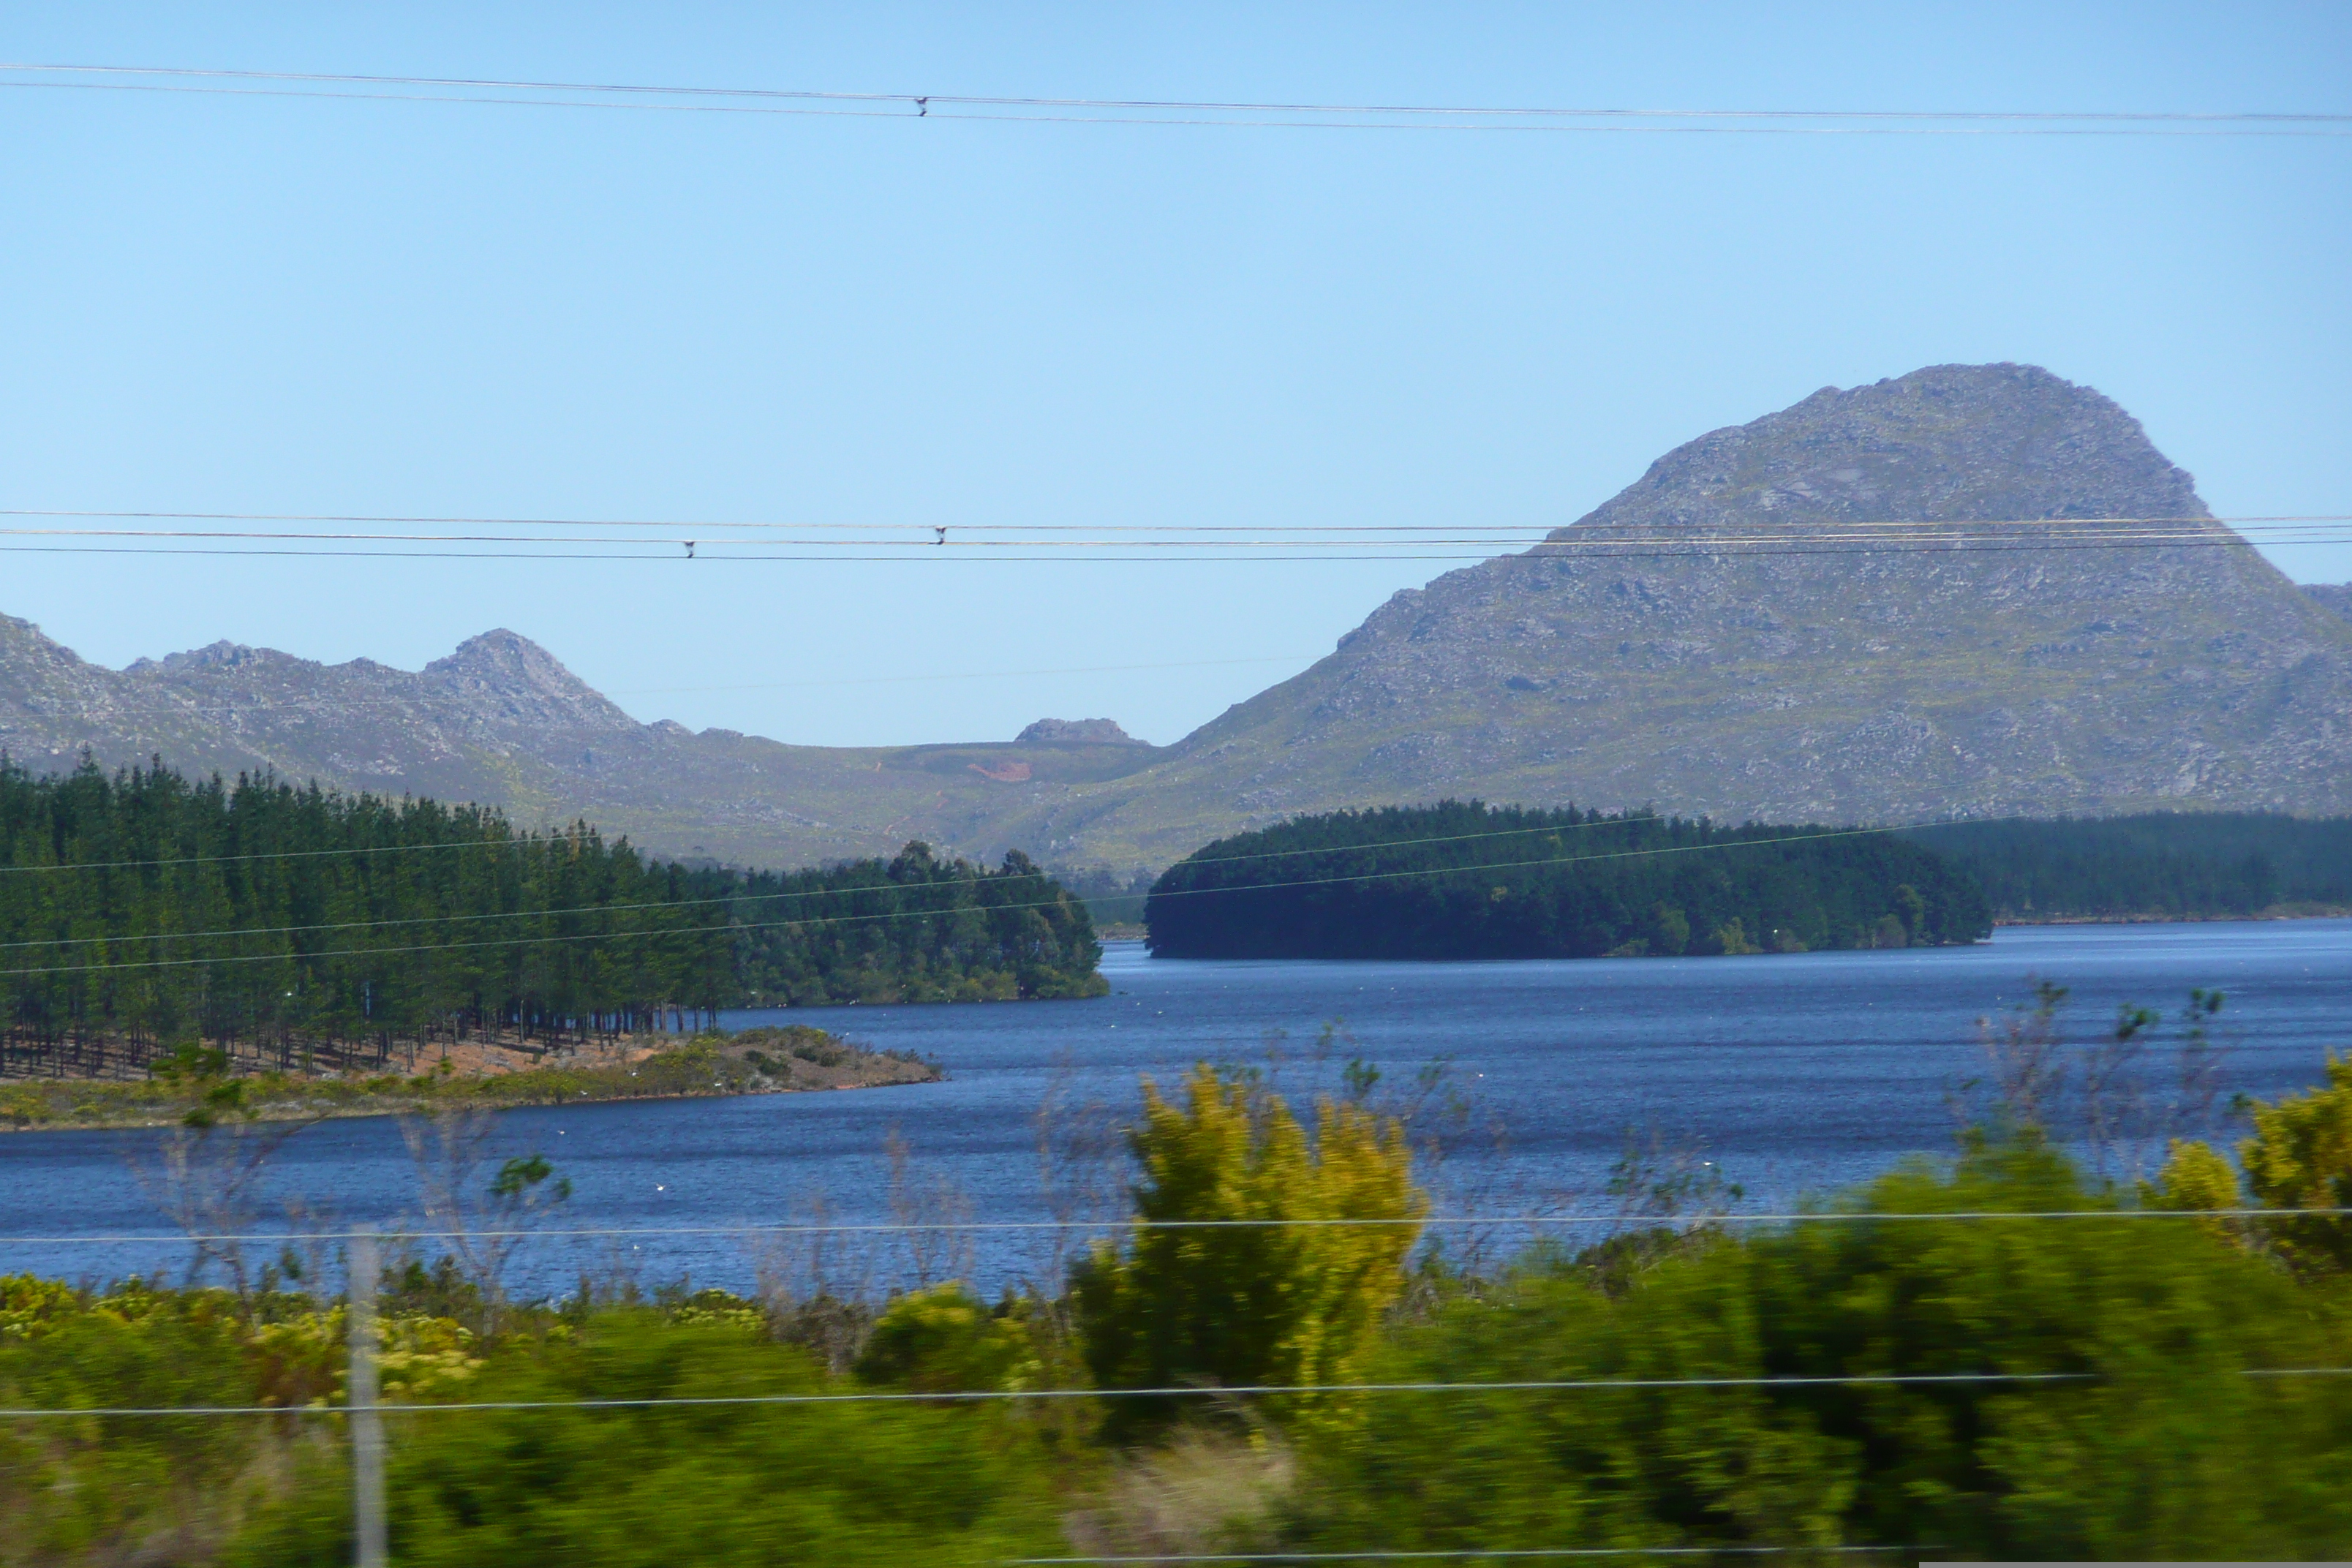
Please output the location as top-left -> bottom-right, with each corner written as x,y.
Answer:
703,843 -> 1107,1008
0,760 -> 1101,1072
1901,811 -> 2352,920
1145,801 -> 1990,960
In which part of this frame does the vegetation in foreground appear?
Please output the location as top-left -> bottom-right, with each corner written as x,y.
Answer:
1146,799 -> 1991,960
1903,810 -> 2352,921
0,759 -> 1104,1083
3,994 -> 2350,1563
0,1027 -> 935,1131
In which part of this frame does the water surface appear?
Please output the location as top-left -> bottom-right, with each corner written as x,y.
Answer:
2,920 -> 2342,1294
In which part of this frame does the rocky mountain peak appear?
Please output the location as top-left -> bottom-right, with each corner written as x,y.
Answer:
1575,363 -> 2202,540
1017,717 -> 1142,746
154,640 -> 265,674
1171,362 -> 2352,833
423,630 -> 636,731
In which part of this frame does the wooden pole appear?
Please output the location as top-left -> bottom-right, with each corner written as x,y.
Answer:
348,1226 -> 388,1568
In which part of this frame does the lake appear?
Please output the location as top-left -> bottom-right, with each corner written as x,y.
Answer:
3,919 -> 2345,1297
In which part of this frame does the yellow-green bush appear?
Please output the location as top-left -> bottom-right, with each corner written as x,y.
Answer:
2240,1054 -> 2352,1273
1075,1065 -> 1425,1431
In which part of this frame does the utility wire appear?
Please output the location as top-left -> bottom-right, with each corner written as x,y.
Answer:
3,63 -> 2348,136
11,1208 -> 2348,1247
0,805 -> 1687,910
59,653 -> 1326,719
0,832 -> 598,879
7,1368 -> 2352,1420
3,516 -> 2347,549
1009,1551 -> 1935,1564
7,529 -> 2347,551
0,823 -> 1927,977
10,534 -> 2348,564
9,514 -> 2342,540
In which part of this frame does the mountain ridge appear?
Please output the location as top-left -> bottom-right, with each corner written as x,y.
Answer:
8,363 -> 2349,872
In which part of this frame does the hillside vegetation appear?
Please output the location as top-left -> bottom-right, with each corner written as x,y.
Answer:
1145,801 -> 1989,960
1904,811 -> 2352,920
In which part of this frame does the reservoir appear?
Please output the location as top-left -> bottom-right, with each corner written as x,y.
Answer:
3,919 -> 2345,1295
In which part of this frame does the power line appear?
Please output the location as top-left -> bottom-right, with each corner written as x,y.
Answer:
2,62 -> 2348,137
8,529 -> 2349,551
0,824 -> 1922,977
9,508 -> 2345,532
0,828 -> 606,878
0,799 -> 1646,889
4,515 -> 2349,551
12,1208 -> 2348,1246
1010,1551 -> 1934,1564
9,527 -> 2349,565
4,1367 -> 2348,1420
0,837 -> 1137,949
9,539 -> 2348,567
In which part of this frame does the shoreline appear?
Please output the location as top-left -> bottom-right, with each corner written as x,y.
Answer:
0,1026 -> 941,1134
1991,905 -> 2351,927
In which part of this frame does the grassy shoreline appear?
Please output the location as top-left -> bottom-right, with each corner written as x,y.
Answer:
0,1028 -> 939,1134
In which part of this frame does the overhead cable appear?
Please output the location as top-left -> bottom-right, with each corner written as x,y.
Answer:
12,1207 -> 2350,1246
1,63 -> 2347,137
0,823 -> 1931,977
4,1367 -> 2350,1420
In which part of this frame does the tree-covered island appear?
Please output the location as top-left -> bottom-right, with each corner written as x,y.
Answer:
1145,801 -> 1990,960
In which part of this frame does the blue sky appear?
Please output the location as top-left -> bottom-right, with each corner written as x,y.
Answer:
2,3 -> 2346,745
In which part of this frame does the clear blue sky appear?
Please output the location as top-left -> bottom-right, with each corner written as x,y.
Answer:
3,3 -> 2346,746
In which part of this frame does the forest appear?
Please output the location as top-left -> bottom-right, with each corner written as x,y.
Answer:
1144,800 -> 1991,960
1901,810 -> 2352,920
0,759 -> 1102,1074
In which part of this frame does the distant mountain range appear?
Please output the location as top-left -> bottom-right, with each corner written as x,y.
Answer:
7,363 -> 2348,876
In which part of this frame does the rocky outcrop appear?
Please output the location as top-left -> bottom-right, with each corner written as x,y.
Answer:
1017,718 -> 1144,745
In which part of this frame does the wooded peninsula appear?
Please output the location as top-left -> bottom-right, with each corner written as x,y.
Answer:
1143,801 -> 1991,960
0,760 -> 1104,1080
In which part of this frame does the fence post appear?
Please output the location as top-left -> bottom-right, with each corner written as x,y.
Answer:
349,1226 -> 388,1568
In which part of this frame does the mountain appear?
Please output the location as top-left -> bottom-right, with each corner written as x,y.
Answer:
7,364 -> 2349,872
0,617 -> 1167,870
1030,363 -> 2352,859
2307,584 -> 2352,625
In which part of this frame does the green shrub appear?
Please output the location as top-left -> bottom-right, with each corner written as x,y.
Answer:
1281,1140 -> 2352,1560
1075,1066 -> 1425,1433
2240,1055 -> 2352,1273
856,1285 -> 1037,1393
225,1315 -> 1065,1567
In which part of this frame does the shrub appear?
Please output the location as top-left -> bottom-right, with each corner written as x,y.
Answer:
1075,1066 -> 1425,1433
2239,1054 -> 2352,1273
225,1316 -> 1065,1567
1280,1141 -> 2352,1560
856,1285 -> 1036,1393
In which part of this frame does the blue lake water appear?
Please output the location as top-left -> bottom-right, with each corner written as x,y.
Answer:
2,920 -> 2345,1297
